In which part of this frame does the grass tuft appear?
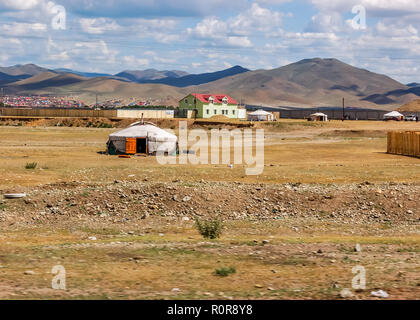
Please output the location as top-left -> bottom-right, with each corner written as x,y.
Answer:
25,162 -> 37,170
215,266 -> 236,277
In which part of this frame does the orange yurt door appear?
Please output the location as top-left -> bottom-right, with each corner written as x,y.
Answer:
125,138 -> 136,154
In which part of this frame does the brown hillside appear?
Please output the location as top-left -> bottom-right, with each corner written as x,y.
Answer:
192,58 -> 409,109
11,76 -> 187,105
398,99 -> 420,112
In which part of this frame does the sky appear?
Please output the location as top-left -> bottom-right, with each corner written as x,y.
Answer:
0,0 -> 419,83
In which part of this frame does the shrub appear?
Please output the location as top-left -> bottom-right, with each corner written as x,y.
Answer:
195,218 -> 223,239
25,162 -> 37,170
215,267 -> 236,277
98,122 -> 113,128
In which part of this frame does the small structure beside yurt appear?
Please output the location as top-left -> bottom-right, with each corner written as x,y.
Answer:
308,112 -> 328,122
247,109 -> 274,121
384,111 -> 404,121
107,122 -> 177,155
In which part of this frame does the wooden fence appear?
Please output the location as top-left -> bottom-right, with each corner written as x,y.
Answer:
0,108 -> 117,118
387,131 -> 420,158
0,108 -> 175,119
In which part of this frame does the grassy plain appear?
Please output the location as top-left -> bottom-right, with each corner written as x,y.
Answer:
0,119 -> 419,299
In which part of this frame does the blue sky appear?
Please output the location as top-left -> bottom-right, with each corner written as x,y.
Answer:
0,0 -> 419,83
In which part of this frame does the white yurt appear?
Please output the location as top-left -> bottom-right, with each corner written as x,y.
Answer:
247,109 -> 274,121
107,122 -> 177,155
309,112 -> 328,122
383,111 -> 404,121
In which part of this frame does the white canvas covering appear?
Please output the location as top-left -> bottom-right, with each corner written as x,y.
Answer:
247,109 -> 274,121
384,111 -> 404,118
309,112 -> 328,121
107,123 -> 177,154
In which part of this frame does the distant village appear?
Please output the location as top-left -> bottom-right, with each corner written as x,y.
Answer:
1,93 -> 419,122
0,95 -> 154,109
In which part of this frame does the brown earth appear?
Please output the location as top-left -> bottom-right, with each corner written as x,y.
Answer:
0,121 -> 419,299
398,99 -> 420,112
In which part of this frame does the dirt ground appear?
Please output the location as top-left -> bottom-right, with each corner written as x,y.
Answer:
0,119 -> 419,300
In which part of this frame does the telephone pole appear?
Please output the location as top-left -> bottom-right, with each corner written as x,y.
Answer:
342,97 -> 345,121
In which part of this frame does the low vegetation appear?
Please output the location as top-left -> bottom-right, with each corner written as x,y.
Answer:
215,267 -> 236,277
25,162 -> 37,170
195,218 -> 223,239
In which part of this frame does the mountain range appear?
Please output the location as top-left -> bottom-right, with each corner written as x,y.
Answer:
1,59 -> 419,109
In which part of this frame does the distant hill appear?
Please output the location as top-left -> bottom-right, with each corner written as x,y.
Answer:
0,64 -> 54,86
0,72 -> 31,86
192,58 -> 410,109
3,59 -> 420,109
148,66 -> 250,87
0,64 -> 51,77
7,72 -> 87,92
5,73 -> 187,105
398,99 -> 420,112
54,68 -> 112,78
362,87 -> 420,105
406,83 -> 420,88
115,69 -> 189,82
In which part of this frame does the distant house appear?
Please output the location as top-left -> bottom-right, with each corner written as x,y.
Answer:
178,93 -> 240,119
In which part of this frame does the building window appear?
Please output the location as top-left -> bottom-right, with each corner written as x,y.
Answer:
184,99 -> 188,104
232,110 -> 235,115
206,109 -> 209,115
222,97 -> 228,105
214,110 -> 217,115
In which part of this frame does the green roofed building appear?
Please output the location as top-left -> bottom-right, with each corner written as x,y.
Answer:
178,93 -> 241,119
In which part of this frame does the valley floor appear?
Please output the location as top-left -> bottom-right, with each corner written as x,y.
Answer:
0,120 -> 419,299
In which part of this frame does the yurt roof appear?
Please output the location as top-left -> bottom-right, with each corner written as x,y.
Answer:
310,112 -> 327,117
109,123 -> 177,142
384,111 -> 404,117
249,109 -> 272,116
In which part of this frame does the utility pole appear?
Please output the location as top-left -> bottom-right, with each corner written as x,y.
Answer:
0,88 -> 4,107
342,97 -> 345,121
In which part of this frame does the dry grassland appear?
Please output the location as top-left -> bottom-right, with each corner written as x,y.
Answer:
0,120 -> 419,299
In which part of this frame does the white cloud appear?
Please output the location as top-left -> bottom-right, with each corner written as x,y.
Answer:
122,56 -> 150,67
0,22 -> 47,36
0,0 -> 40,10
309,0 -> 420,17
257,0 -> 291,4
80,18 -> 121,34
187,3 -> 284,47
306,12 -> 343,33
